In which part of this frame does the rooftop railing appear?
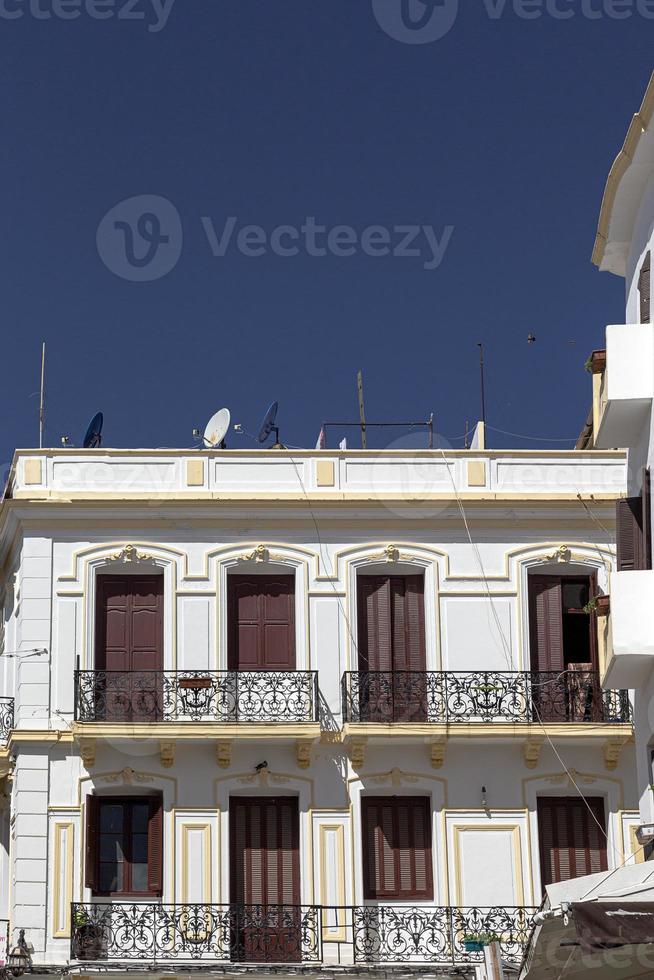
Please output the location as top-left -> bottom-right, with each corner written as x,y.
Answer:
342,670 -> 631,724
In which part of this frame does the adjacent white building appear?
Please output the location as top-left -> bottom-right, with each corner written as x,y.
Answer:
0,437 -> 637,978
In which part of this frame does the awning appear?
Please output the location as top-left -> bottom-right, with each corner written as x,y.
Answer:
572,901 -> 654,951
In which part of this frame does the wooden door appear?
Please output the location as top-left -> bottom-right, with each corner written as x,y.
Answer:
228,576 -> 295,670
95,575 -> 164,721
229,797 -> 301,962
537,796 -> 607,892
357,576 -> 426,721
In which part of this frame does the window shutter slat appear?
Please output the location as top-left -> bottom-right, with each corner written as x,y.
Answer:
85,794 -> 99,891
147,794 -> 163,895
640,251 -> 651,324
643,469 -> 652,571
391,576 -> 426,671
537,797 -> 607,891
616,497 -> 644,571
528,577 -> 564,672
357,577 -> 392,671
362,797 -> 432,900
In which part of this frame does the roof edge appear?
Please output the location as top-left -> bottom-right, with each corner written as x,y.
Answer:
592,72 -> 654,271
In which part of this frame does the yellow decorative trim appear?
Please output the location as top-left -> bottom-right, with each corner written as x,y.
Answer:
467,460 -> 486,488
603,737 -> 631,771
24,459 -> 42,485
216,741 -> 231,769
347,738 -> 367,770
296,739 -> 314,769
79,738 -> 95,769
160,741 -> 175,768
316,461 -> 335,488
523,738 -> 544,770
430,737 -> 447,770
53,821 -> 74,938
186,460 -> 204,487
107,544 -> 154,564
72,722 -> 321,741
342,722 -> 632,741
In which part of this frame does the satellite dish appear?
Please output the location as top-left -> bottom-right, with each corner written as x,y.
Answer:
203,408 -> 230,449
83,412 -> 103,449
257,401 -> 279,445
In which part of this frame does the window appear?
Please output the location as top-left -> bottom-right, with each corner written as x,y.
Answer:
362,796 -> 433,900
85,794 -> 163,896
528,574 -> 597,671
617,469 -> 652,572
639,251 -> 651,324
537,797 -> 607,890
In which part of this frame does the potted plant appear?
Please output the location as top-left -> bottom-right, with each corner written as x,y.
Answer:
461,932 -> 501,952
583,595 -> 610,616
72,907 -> 106,961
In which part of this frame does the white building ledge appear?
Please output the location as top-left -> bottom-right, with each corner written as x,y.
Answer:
604,569 -> 654,688
594,324 -> 654,449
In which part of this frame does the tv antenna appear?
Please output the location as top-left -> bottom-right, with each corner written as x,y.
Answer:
83,412 -> 103,449
257,401 -> 283,448
195,408 -> 230,449
38,342 -> 46,449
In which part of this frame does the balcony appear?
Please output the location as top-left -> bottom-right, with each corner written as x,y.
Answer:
593,325 -> 654,448
70,903 -> 537,968
342,671 -> 631,725
75,670 -> 319,724
603,570 -> 654,688
0,697 -> 13,745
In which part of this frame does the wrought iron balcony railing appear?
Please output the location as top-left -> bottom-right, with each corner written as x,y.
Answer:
342,670 -> 631,724
0,697 -> 14,744
74,670 -> 319,723
70,903 -> 537,967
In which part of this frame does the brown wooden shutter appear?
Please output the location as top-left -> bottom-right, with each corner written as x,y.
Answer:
391,576 -> 426,671
228,576 -> 295,670
95,575 -> 163,672
640,252 -> 651,324
357,577 -> 393,671
230,798 -> 299,906
528,576 -> 564,672
147,794 -> 163,895
362,797 -> 432,900
84,794 -> 99,891
616,497 -> 644,571
537,797 -> 607,891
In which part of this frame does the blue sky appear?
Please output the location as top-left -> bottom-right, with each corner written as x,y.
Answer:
0,1 -> 651,461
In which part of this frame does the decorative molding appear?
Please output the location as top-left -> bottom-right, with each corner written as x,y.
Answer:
160,741 -> 175,768
101,768 -> 154,785
604,737 -> 630,771
347,738 -> 367,770
107,544 -> 154,564
430,737 -> 447,770
545,769 -> 597,787
237,769 -> 290,788
216,740 -> 232,769
239,544 -> 284,564
523,738 -> 544,770
296,739 -> 314,770
79,738 -> 95,769
371,768 -> 420,787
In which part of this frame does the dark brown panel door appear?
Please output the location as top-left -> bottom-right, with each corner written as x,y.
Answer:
228,576 -> 295,671
357,576 -> 426,722
537,796 -> 607,893
229,797 -> 301,962
95,575 -> 164,720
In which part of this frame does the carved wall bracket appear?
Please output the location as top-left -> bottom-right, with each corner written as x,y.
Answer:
603,737 -> 630,771
79,738 -> 96,769
430,737 -> 447,770
159,741 -> 175,769
347,738 -> 367,770
523,737 -> 544,770
216,740 -> 232,769
296,739 -> 314,770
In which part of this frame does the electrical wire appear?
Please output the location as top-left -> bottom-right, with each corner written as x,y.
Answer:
435,446 -> 623,861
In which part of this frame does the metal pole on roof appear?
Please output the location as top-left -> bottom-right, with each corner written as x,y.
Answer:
357,370 -> 367,450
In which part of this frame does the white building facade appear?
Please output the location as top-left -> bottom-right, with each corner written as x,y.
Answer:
0,443 -> 638,977
592,72 -> 654,842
